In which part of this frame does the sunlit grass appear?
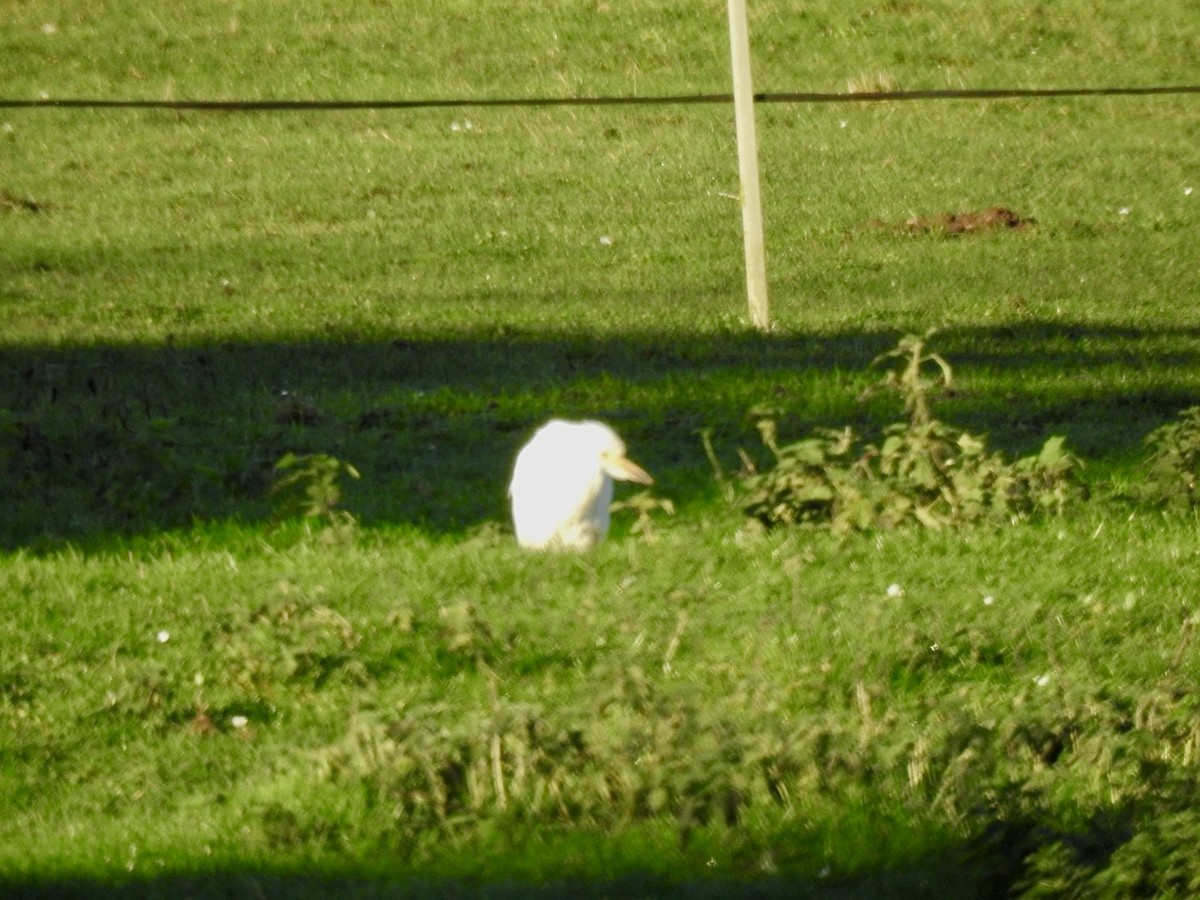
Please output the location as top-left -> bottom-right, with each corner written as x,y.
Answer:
3,1 -> 1200,895
3,510 -> 1199,894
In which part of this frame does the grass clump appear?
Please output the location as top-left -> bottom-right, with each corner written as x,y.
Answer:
743,333 -> 1082,533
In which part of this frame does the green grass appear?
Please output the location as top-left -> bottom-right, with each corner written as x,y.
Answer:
3,1 -> 1200,896
4,515 -> 1200,896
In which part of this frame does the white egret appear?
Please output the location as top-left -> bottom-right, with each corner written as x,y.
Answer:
509,419 -> 653,550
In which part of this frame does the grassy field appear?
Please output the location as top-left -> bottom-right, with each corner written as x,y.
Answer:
3,1 -> 1200,896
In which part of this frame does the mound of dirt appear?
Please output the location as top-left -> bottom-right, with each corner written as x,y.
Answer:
870,206 -> 1034,236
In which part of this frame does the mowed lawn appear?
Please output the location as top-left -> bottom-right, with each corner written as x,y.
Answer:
2,2 -> 1200,896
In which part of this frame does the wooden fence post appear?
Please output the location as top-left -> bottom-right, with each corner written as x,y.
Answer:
727,0 -> 769,330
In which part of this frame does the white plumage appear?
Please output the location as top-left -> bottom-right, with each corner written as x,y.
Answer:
509,419 -> 653,550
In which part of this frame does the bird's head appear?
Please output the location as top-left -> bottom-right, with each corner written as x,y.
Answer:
581,421 -> 654,486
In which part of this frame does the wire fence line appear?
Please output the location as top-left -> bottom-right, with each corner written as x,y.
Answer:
3,83 -> 1200,112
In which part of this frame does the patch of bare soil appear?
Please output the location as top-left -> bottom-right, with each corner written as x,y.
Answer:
870,206 -> 1034,236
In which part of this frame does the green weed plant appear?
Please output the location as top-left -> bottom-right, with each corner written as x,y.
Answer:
1139,405 -> 1200,511
270,451 -> 360,537
743,334 -> 1081,533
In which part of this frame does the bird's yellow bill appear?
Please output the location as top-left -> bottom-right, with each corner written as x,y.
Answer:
603,454 -> 654,485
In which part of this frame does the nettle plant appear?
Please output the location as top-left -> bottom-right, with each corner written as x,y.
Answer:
742,333 -> 1081,533
270,452 -> 361,536
1140,406 -> 1200,510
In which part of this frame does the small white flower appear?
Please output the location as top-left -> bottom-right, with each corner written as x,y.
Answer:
41,22 -> 58,34
983,595 -> 995,606
193,672 -> 204,686
449,121 -> 461,132
886,583 -> 904,598
1185,187 -> 1194,197
838,120 -> 848,129
155,630 -> 170,643
1118,206 -> 1132,216
230,715 -> 249,729
1034,674 -> 1051,688
598,235 -> 613,247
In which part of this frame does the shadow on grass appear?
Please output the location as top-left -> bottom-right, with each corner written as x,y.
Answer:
0,799 -> 1149,899
0,861 -> 981,900
2,320 -> 1199,550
